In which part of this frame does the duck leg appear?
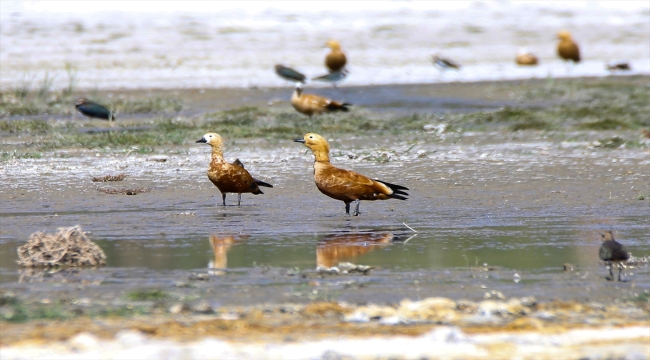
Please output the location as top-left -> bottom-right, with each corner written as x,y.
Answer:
618,266 -> 624,282
345,202 -> 350,216
606,262 -> 614,281
222,193 -> 227,206
352,199 -> 361,216
237,194 -> 242,206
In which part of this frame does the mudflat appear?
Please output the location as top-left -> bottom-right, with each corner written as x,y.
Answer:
1,76 -> 649,358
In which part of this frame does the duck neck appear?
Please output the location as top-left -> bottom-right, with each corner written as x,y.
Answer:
211,146 -> 226,163
312,149 -> 330,163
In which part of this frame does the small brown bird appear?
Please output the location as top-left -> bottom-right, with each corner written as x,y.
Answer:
557,30 -> 580,63
196,132 -> 272,206
515,49 -> 539,66
598,230 -> 630,281
325,39 -> 347,72
294,133 -> 408,216
291,84 -> 351,117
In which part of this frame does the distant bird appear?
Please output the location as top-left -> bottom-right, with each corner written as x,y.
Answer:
515,49 -> 539,66
324,39 -> 347,72
294,133 -> 408,216
606,61 -> 631,71
75,98 -> 115,121
557,30 -> 580,63
598,230 -> 629,281
312,69 -> 348,87
196,132 -> 272,206
291,84 -> 351,117
432,54 -> 461,71
275,64 -> 307,83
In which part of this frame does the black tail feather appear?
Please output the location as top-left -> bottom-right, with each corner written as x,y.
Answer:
376,179 -> 409,199
254,178 -> 273,188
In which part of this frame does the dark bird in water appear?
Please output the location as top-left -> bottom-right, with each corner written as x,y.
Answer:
275,64 -> 307,83
197,132 -> 272,206
312,69 -> 348,87
294,133 -> 408,216
557,30 -> 581,63
598,230 -> 629,281
324,39 -> 347,73
75,98 -> 115,121
291,84 -> 350,117
432,55 -> 461,70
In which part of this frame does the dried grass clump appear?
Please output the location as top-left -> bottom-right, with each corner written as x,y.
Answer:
17,226 -> 106,268
92,174 -> 127,182
97,187 -> 150,195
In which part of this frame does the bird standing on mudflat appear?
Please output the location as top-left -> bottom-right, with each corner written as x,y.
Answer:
312,69 -> 348,87
196,133 -> 272,206
598,230 -> 629,281
294,133 -> 408,216
275,64 -> 307,83
291,84 -> 350,117
557,30 -> 580,63
324,39 -> 347,73
75,98 -> 115,121
432,55 -> 461,71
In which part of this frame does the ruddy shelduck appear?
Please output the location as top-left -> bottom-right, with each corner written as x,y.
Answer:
291,84 -> 350,117
197,133 -> 272,206
324,39 -> 347,72
294,133 -> 408,216
515,49 -> 539,66
557,30 -> 580,63
598,230 -> 629,281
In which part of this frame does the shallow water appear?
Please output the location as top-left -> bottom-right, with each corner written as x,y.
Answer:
1,132 -> 648,304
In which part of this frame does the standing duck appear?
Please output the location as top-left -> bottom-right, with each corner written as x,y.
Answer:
196,132 -> 272,206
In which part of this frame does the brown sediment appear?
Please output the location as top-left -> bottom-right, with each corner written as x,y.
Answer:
97,187 -> 150,195
0,299 -> 648,346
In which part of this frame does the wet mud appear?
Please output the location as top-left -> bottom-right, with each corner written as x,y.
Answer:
1,79 -> 649,356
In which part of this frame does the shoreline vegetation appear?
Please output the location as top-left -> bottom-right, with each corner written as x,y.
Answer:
1,76 -> 648,158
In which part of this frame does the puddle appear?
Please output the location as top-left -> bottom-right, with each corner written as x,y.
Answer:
1,133 -> 648,306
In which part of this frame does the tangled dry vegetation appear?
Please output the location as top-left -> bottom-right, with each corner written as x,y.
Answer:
91,174 -> 127,182
16,226 -> 106,268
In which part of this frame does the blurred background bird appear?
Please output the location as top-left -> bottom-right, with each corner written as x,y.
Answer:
324,39 -> 347,73
75,98 -> 115,121
291,84 -> 350,117
274,64 -> 307,83
557,30 -> 581,63
606,61 -> 631,71
598,230 -> 629,281
311,69 -> 348,87
515,48 -> 539,66
432,54 -> 461,71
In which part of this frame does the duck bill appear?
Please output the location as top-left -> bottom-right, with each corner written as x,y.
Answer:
293,138 -> 305,143
196,138 -> 207,143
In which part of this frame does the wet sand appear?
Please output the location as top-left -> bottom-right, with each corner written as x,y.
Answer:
1,78 -> 649,358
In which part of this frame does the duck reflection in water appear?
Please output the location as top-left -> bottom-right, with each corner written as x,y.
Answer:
316,232 -> 395,269
208,234 -> 248,275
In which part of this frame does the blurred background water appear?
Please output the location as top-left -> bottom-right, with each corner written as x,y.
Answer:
1,0 -> 649,91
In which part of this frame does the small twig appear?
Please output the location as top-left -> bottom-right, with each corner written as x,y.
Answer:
403,222 -> 417,233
